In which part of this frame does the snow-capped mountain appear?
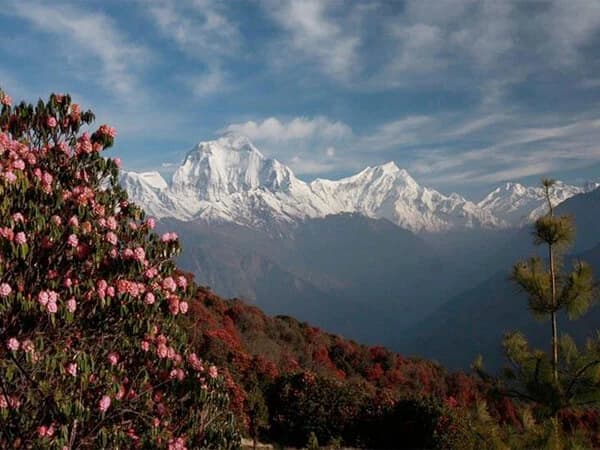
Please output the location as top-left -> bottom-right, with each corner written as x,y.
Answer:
121,135 -> 597,233
122,135 -> 506,233
477,181 -> 600,226
310,163 -> 503,232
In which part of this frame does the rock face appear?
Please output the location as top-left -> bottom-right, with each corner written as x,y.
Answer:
121,135 -> 519,233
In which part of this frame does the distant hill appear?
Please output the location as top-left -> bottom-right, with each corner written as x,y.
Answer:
403,188 -> 600,370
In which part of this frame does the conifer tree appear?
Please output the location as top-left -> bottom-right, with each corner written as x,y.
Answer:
491,179 -> 600,419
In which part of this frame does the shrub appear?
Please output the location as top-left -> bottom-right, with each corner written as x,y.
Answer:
0,89 -> 240,448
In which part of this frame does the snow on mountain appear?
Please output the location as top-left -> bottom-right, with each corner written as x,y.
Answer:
477,181 -> 600,226
121,135 -> 596,233
310,162 -> 504,232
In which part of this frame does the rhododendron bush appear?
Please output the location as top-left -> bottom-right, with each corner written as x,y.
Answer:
0,89 -> 240,448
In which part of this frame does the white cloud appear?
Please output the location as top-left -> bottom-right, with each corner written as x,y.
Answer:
181,65 -> 229,97
145,0 -> 240,58
8,1 -> 150,97
223,117 -> 353,142
263,0 -> 361,81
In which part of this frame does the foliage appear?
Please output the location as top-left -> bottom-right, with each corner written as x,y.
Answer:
0,89 -> 240,448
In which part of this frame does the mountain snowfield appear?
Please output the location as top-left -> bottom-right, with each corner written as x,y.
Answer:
120,135 -> 598,233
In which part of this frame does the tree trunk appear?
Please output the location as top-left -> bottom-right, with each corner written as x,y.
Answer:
549,243 -> 558,385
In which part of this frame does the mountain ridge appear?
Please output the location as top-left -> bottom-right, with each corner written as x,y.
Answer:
121,135 -> 598,233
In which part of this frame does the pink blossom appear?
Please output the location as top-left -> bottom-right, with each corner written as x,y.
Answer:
7,338 -> 19,352
208,365 -> 218,379
67,234 -> 79,247
14,232 -> 26,245
176,276 -> 188,289
106,216 -> 117,230
123,248 -> 134,259
0,283 -> 12,297
145,267 -> 158,279
38,291 -> 49,306
160,232 -> 178,243
0,395 -> 7,409
68,216 -> 79,227
168,437 -> 187,450
98,124 -> 117,138
141,340 -> 150,352
1,95 -> 12,106
113,157 -> 122,168
0,227 -> 14,240
129,221 -> 138,230
115,384 -> 126,400
51,215 -> 62,226
11,212 -> 24,223
63,277 -> 73,288
107,352 -> 120,366
66,298 -> 77,313
12,159 -> 25,171
37,426 -> 48,437
146,218 -> 156,229
144,292 -> 155,305
157,343 -> 168,359
21,339 -> 34,353
47,301 -> 57,314
162,277 -> 177,292
179,301 -> 189,314
48,291 -> 58,303
105,231 -> 118,245
3,171 -> 16,183
46,117 -> 57,128
106,286 -> 115,297
66,363 -> 78,377
134,247 -> 145,262
99,395 -> 111,413
97,279 -> 108,291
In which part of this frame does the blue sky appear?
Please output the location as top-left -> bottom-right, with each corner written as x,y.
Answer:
1,0 -> 599,198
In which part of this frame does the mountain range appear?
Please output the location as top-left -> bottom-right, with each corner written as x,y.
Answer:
121,135 -> 600,361
121,135 -> 598,234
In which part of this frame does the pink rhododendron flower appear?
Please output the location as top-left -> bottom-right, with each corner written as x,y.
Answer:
38,291 -> 49,306
157,343 -> 168,359
21,339 -> 34,353
51,215 -> 62,225
141,340 -> 150,352
7,338 -> 19,352
0,283 -> 12,297
66,362 -> 78,377
106,286 -> 115,297
176,276 -> 188,289
144,292 -> 155,305
168,437 -> 187,450
12,159 -> 25,170
3,171 -> 16,183
47,117 -> 57,128
162,277 -> 176,292
68,216 -> 79,227
106,216 -> 117,230
67,234 -> 79,247
179,301 -> 189,314
99,395 -> 111,413
113,157 -> 122,168
107,352 -> 119,366
1,94 -> 12,106
160,232 -> 178,242
208,365 -> 218,379
105,231 -> 118,245
146,218 -> 156,229
66,298 -> 77,313
134,247 -> 145,262
11,212 -> 24,222
47,301 -> 58,314
14,232 -> 26,245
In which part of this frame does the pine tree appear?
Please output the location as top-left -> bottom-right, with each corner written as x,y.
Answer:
497,179 -> 600,417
